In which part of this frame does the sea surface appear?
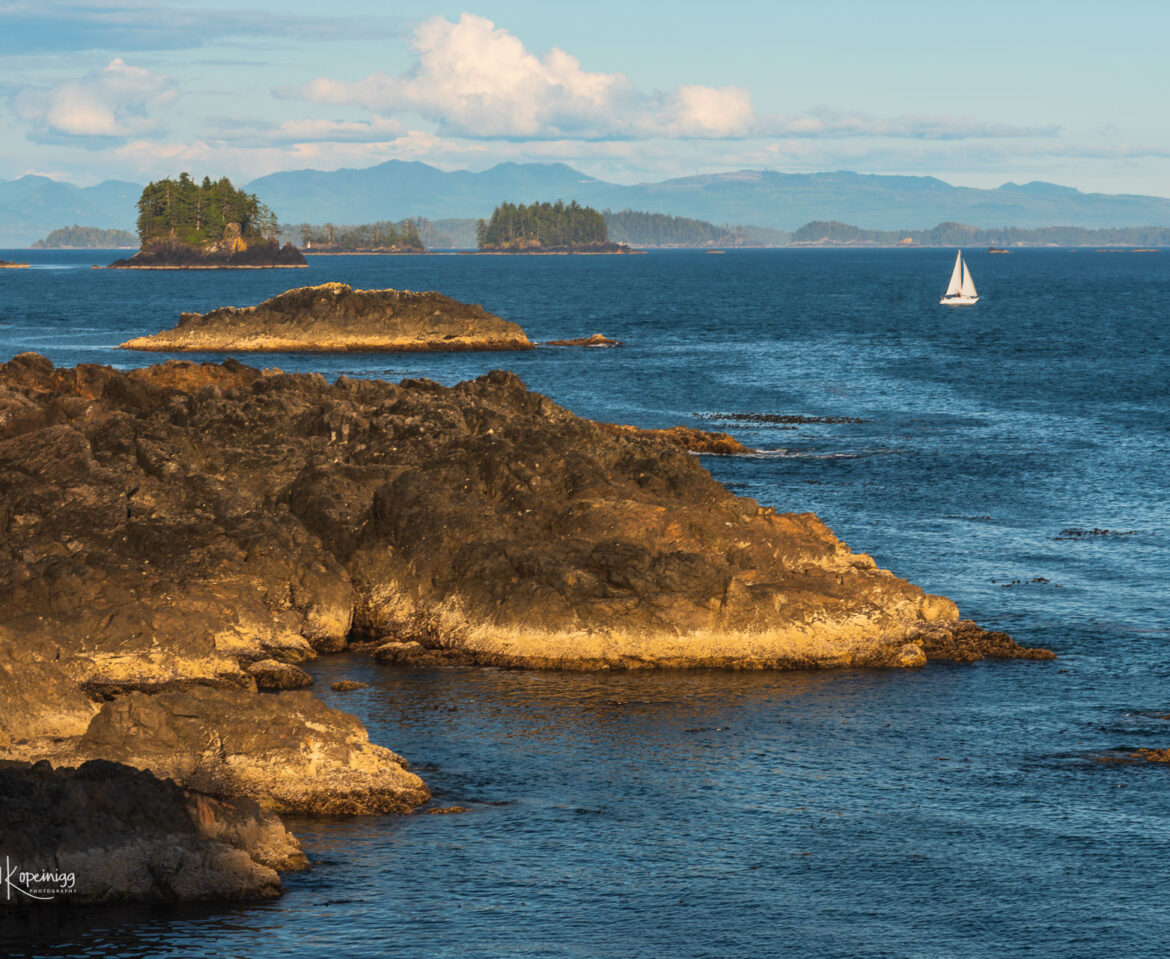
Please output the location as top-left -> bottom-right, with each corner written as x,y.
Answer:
1,248 -> 1168,958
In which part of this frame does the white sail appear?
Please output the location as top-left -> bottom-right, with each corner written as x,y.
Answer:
945,251 -> 963,296
959,256 -> 977,298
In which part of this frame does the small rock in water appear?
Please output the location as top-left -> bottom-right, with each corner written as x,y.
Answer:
330,680 -> 369,692
543,333 -> 622,347
248,659 -> 313,690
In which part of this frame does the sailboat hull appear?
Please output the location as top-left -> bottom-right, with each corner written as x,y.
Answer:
940,295 -> 979,306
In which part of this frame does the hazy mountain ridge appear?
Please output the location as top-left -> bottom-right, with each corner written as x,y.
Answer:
0,176 -> 139,247
247,164 -> 1170,232
4,161 -> 1170,246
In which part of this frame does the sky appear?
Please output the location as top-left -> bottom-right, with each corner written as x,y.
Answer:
2,0 -> 1169,194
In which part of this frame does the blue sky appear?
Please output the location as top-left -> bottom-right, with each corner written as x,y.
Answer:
3,0 -> 1168,194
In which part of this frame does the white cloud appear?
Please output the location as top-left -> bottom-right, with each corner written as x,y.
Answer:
759,110 -> 1057,140
277,13 -> 755,140
11,58 -> 176,141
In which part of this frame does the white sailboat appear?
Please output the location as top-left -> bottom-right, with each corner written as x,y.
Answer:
940,250 -> 979,305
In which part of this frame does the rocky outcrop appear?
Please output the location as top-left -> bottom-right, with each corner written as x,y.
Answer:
108,238 -> 307,270
0,353 -> 1050,679
0,260 -> 30,269
0,759 -> 305,905
120,282 -> 533,353
9,687 -> 428,815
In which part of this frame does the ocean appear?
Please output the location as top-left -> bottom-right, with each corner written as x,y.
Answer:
1,247 -> 1167,957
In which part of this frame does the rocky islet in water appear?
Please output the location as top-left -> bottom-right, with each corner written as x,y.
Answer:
120,282 -> 534,353
0,351 -> 1053,904
108,237 -> 307,270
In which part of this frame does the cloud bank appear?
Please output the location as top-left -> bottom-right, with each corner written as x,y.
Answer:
11,58 -> 176,143
277,13 -> 1052,143
278,13 -> 758,140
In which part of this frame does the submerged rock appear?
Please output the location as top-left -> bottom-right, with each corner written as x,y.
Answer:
544,334 -> 622,347
120,282 -> 533,353
0,352 -> 1047,677
0,759 -> 305,905
330,680 -> 369,691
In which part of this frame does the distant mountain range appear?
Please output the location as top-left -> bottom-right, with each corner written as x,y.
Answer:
4,161 -> 1170,247
247,162 -> 1170,233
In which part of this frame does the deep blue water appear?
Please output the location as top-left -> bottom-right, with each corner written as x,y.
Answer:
1,248 -> 1168,957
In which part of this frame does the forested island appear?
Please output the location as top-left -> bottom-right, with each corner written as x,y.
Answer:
277,218 -> 477,250
291,219 -> 426,253
109,173 -> 305,269
33,225 -> 137,249
604,210 -> 789,248
791,220 -> 1170,247
476,201 -> 631,253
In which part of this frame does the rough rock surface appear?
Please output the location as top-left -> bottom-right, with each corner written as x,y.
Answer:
1135,748 -> 1170,763
330,680 -> 368,691
6,686 -> 428,816
0,353 -> 1050,677
120,282 -> 533,353
0,637 -> 99,747
0,759 -> 306,905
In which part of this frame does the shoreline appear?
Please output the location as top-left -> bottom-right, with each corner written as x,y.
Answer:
107,263 -> 309,270
121,337 -> 534,352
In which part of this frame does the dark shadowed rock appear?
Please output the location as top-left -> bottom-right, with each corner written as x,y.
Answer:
0,759 -> 305,905
120,282 -> 533,353
108,238 -> 307,270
